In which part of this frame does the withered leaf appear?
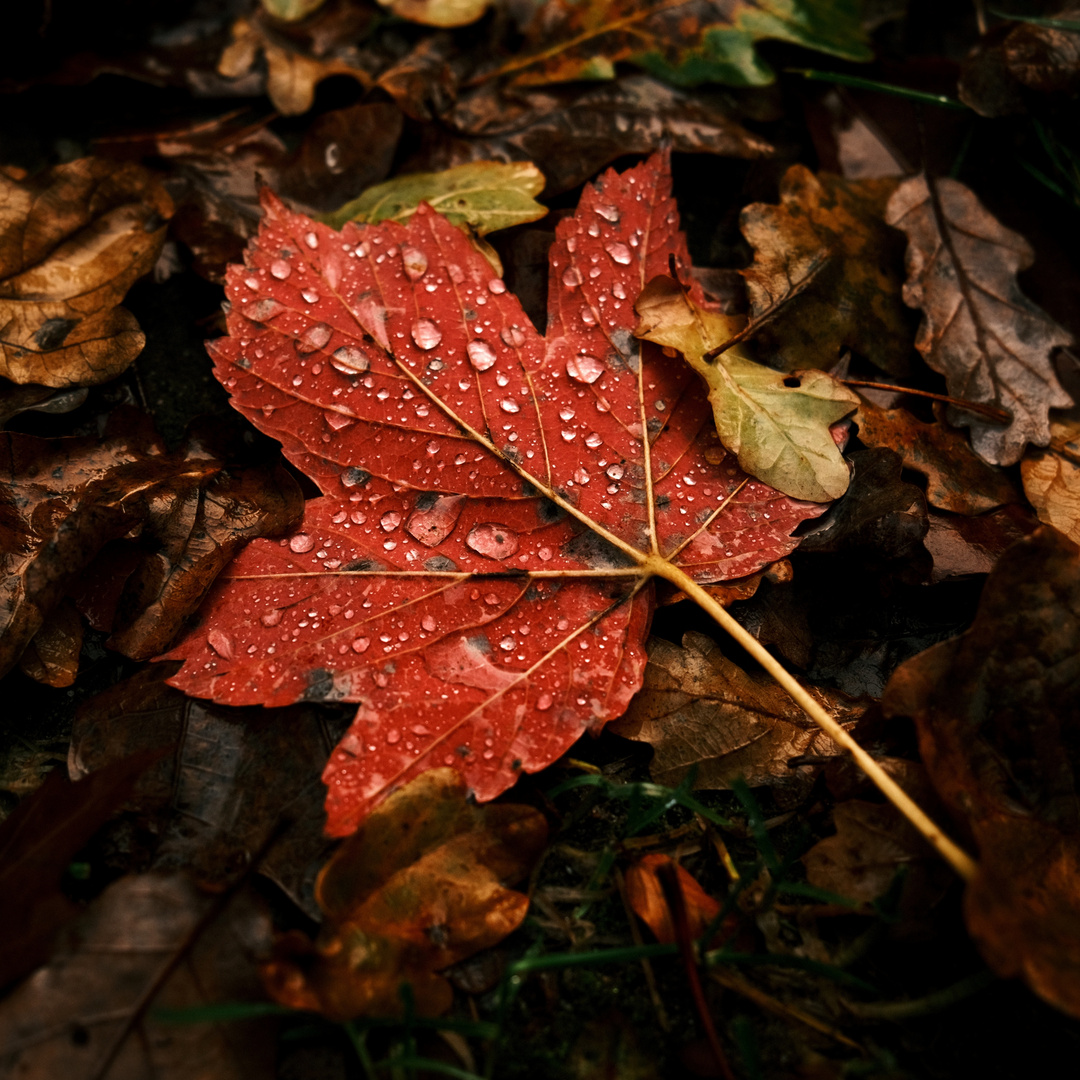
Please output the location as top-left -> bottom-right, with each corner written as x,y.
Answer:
71,666 -> 348,917
625,853 -> 725,945
262,768 -> 546,1019
885,175 -> 1074,465
1021,405 -> 1080,544
0,873 -> 276,1079
608,632 -> 865,797
0,751 -> 162,991
18,597 -> 83,688
0,158 -> 172,388
377,0 -> 491,28
922,505 -> 1036,583
855,401 -> 1021,515
411,75 -> 773,196
883,527 -> 1080,1018
739,166 -> 912,375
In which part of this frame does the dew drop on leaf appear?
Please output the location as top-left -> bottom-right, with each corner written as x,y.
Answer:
421,614 -> 437,632
605,242 -> 633,265
299,323 -> 331,353
585,432 -> 603,448
260,610 -> 282,627
270,259 -> 291,280
411,319 -> 442,350
499,399 -> 520,414
380,512 -> 402,531
466,523 -> 520,560
304,231 -> 319,249
467,340 -> 497,371
207,629 -> 235,660
500,325 -> 525,348
488,279 -> 506,294
289,533 -> 315,553
352,638 -> 370,653
562,267 -> 583,288
536,693 -> 554,711
302,288 -> 320,304
331,346 -> 370,374
401,246 -> 428,280
595,204 -> 620,222
566,353 -> 604,384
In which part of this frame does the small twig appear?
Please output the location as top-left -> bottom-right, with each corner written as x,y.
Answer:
846,380 -> 1011,423
841,970 -> 996,1020
656,862 -> 736,1080
703,251 -> 832,362
614,867 -> 671,1033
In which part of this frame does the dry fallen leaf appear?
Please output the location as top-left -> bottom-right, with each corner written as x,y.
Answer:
0,872 -> 276,1079
18,598 -> 83,688
1021,405 -> 1080,543
262,768 -> 547,1019
0,158 -> 172,388
738,166 -> 912,375
883,527 -> 1080,1018
608,631 -> 865,797
855,401 -> 1021,515
625,852 -> 726,945
885,175 -> 1074,466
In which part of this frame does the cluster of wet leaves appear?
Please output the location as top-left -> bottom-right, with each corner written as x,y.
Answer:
4,1 -> 1080,1078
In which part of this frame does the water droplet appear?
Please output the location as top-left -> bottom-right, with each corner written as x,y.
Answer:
351,637 -> 370,653
557,618 -> 570,631
270,259 -> 291,280
406,494 -> 464,547
566,353 -> 604,384
324,410 -> 354,430
594,204 -> 620,222
580,306 -> 597,327
499,399 -> 520,414
261,609 -> 282,627
289,534 -> 315,553
381,511 -> 402,531
298,323 -> 331,353
302,288 -> 320,304
411,319 -> 442,350
500,325 -> 526,348
305,231 -> 319,249
207,630 -> 234,660
585,432 -> 603,449
561,429 -> 576,442
498,636 -> 515,651
612,282 -> 627,300
536,692 -> 554,711
466,522 -> 520,560
574,467 -> 590,484
488,279 -> 506,294
566,236 -> 578,252
467,340 -> 496,371
559,408 -> 575,421
331,346 -> 370,374
422,614 -> 436,632
245,276 -> 258,289
606,464 -> 624,481
249,298 -> 284,321
605,242 -> 632,265
386,728 -> 401,744
401,246 -> 428,280
562,266 -> 582,288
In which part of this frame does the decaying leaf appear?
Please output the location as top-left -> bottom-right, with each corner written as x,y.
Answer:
261,0 -> 327,20
71,666 -> 347,916
411,75 -> 774,196
885,175 -> 1074,465
18,598 -> 83,688
164,155 -> 833,836
634,273 -> 858,501
0,158 -> 172,388
494,0 -> 871,88
262,768 -> 546,1019
883,527 -> 1080,1018
855,401 -> 1021,515
0,751 -> 162,991
1022,406 -> 1080,543
625,853 -> 724,945
608,632 -> 865,796
922,505 -> 1035,583
0,872 -> 276,1079
738,166 -> 912,375
321,160 -> 547,235
218,15 -> 372,115
0,423 -> 301,677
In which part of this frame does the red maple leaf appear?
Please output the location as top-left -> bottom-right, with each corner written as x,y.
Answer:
163,155 -> 828,836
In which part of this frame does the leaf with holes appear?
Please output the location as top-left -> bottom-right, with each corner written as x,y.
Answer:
163,154 -> 836,837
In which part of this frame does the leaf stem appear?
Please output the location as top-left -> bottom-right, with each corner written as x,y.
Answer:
646,557 -> 978,882
845,380 -> 1011,423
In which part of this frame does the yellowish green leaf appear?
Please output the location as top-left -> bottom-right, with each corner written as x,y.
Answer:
259,0 -> 327,21
635,275 -> 858,502
320,161 -> 547,235
376,0 -> 491,28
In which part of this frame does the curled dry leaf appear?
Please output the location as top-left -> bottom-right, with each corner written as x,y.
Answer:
321,160 -> 547,235
738,166 -> 912,375
493,0 -> 870,87
411,75 -> 774,196
1021,406 -> 1080,544
0,158 -> 172,388
218,15 -> 371,115
625,852 -> 726,945
18,598 -> 83,688
923,505 -> 1036,584
634,273 -> 858,502
262,768 -> 547,1019
71,666 -> 347,915
608,632 -> 866,797
163,155 -> 833,836
885,175 -> 1074,466
883,527 -> 1080,1018
0,873 -> 276,1079
855,401 -> 1021,516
